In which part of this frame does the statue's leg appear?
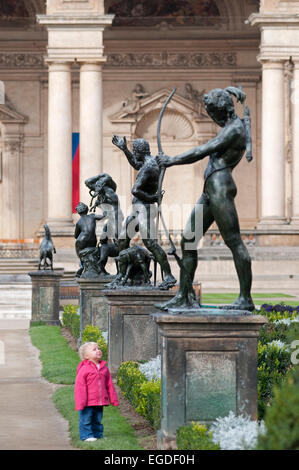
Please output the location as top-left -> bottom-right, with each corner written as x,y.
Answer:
211,197 -> 254,311
118,214 -> 136,252
138,205 -> 176,289
157,195 -> 214,310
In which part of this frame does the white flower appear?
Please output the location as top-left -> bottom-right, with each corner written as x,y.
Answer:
139,355 -> 161,381
267,339 -> 289,351
274,316 -> 299,326
274,318 -> 291,326
210,411 -> 266,450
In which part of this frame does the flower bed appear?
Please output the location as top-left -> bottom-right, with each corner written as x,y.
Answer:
116,303 -> 299,449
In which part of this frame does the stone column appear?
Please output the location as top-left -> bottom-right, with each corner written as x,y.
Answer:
79,61 -> 103,205
47,61 -> 73,234
1,137 -> 23,238
259,60 -> 286,226
291,60 -> 299,226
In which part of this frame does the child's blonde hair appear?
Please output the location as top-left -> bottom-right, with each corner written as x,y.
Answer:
79,342 -> 99,360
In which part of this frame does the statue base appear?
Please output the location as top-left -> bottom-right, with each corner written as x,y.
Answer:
152,308 -> 268,450
77,276 -> 114,344
103,287 -> 175,376
28,270 -> 64,325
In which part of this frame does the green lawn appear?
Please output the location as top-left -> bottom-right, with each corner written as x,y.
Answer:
53,386 -> 142,450
29,324 -> 142,450
201,293 -> 298,307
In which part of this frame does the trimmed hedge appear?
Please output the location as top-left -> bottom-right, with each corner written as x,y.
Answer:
116,361 -> 161,429
62,306 -> 108,360
177,422 -> 220,450
62,304 -> 80,339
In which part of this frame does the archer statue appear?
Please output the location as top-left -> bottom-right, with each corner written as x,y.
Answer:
157,86 -> 255,312
111,133 -> 176,290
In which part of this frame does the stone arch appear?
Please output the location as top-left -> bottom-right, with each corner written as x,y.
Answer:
135,108 -> 195,142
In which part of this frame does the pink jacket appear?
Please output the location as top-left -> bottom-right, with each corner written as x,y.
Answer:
74,359 -> 119,411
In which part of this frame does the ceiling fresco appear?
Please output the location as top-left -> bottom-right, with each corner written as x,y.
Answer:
107,0 -> 220,26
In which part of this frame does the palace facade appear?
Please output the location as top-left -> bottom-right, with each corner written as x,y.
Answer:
0,0 -> 299,260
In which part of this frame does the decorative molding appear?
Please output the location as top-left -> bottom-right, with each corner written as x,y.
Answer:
0,104 -> 27,124
0,53 -> 45,68
106,51 -> 237,68
4,138 -> 24,153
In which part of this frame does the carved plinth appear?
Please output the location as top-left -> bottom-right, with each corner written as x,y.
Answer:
152,309 -> 268,450
29,270 -> 64,326
77,277 -> 113,344
103,288 -> 175,376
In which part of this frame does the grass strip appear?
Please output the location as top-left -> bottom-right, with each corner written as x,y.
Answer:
201,293 -> 297,306
53,386 -> 142,450
29,324 -> 142,450
30,325 -> 78,384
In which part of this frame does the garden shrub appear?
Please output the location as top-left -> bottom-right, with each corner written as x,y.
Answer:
62,304 -> 78,329
117,361 -> 161,428
257,366 -> 299,450
117,362 -> 147,408
135,379 -> 161,429
82,325 -> 108,361
177,422 -> 220,450
62,304 -> 80,339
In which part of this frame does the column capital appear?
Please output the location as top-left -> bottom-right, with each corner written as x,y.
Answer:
77,59 -> 106,68
44,59 -> 74,68
257,56 -> 288,68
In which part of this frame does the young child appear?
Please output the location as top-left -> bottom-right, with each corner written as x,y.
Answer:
74,342 -> 119,442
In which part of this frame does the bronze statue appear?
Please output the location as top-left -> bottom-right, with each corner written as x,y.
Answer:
38,224 -> 56,270
85,173 -> 123,242
157,86 -> 254,312
107,245 -> 153,288
74,202 -> 107,278
112,134 -> 176,290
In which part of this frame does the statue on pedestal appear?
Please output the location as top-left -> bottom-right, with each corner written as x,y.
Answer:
157,86 -> 255,312
112,134 -> 176,290
38,224 -> 56,271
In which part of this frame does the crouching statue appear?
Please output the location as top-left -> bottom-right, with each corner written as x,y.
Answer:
106,245 -> 153,288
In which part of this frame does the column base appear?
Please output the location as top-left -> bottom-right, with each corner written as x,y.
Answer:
38,218 -> 75,238
157,430 -> 177,451
290,217 -> 299,229
257,217 -> 287,230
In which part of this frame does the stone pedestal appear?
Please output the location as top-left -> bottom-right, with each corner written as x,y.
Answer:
77,277 -> 112,342
152,309 -> 268,450
29,270 -> 64,325
104,288 -> 175,376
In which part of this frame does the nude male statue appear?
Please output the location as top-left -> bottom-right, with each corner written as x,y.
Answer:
112,135 -> 176,290
85,173 -> 123,242
157,86 -> 254,311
